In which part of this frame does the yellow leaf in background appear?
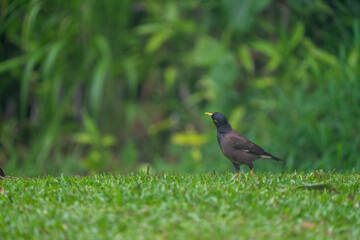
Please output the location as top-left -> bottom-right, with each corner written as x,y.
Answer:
172,132 -> 208,147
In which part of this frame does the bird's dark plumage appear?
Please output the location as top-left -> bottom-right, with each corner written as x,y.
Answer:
205,112 -> 283,178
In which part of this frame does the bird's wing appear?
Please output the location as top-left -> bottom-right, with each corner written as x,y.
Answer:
228,130 -> 283,161
229,132 -> 268,156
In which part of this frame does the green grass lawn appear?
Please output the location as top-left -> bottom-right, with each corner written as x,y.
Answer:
1,171 -> 359,239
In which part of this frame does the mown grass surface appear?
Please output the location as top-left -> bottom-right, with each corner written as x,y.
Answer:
1,171 -> 359,239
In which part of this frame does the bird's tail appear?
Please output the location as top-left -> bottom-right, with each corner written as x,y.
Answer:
270,154 -> 284,162
260,152 -> 285,162
262,152 -> 284,162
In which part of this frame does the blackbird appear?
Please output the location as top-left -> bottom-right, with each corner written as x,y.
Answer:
205,112 -> 283,179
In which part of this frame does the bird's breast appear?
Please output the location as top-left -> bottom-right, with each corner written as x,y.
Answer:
220,142 -> 234,159
217,133 -> 233,159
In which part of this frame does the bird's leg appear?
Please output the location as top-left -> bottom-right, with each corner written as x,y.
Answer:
232,163 -> 240,181
250,169 -> 258,177
234,171 -> 239,181
249,164 -> 258,178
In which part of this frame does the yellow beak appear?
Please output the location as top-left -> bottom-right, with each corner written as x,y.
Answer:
204,112 -> 213,117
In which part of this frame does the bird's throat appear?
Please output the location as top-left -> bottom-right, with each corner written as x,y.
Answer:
216,124 -> 232,134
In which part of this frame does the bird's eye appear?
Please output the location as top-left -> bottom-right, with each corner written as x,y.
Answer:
213,119 -> 218,123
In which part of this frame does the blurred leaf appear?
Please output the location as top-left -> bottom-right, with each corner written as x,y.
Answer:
238,45 -> 254,73
43,40 -> 65,78
83,112 -> 99,137
347,49 -> 358,68
145,30 -> 171,53
192,36 -> 226,66
222,0 -> 271,32
210,53 -> 239,86
336,142 -> 343,159
199,76 -> 217,101
22,1 -> 41,51
124,59 -> 139,98
353,20 -> 359,52
304,39 -> 337,65
102,135 -> 116,147
265,57 -> 281,72
289,23 -> 305,51
120,141 -> 139,169
164,2 -> 179,22
81,150 -> 102,171
164,66 -> 177,90
90,36 -> 111,115
252,41 -> 279,58
172,132 -> 208,147
252,77 -> 276,89
0,55 -> 28,74
252,40 -> 281,71
229,106 -> 245,131
136,24 -> 164,35
72,114 -> 115,152
148,119 -> 172,135
20,49 -> 44,119
72,133 -> 93,145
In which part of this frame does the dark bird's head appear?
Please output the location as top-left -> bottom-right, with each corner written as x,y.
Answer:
205,112 -> 232,133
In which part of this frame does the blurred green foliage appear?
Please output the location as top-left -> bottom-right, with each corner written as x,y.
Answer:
0,0 -> 359,175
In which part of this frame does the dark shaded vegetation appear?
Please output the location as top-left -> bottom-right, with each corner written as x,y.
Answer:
0,0 -> 359,175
